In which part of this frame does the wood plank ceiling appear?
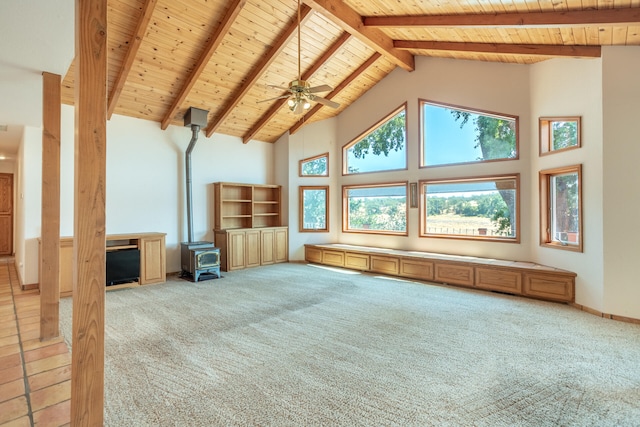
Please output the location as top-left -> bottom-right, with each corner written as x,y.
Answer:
60,0 -> 640,143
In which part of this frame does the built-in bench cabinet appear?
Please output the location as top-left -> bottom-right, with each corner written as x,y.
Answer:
305,244 -> 575,303
50,232 -> 166,297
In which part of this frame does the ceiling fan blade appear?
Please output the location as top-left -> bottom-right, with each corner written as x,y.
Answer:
308,84 -> 333,93
313,96 -> 340,109
256,94 -> 290,104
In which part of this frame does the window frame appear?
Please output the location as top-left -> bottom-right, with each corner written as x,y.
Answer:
419,174 -> 521,243
419,99 -> 520,169
342,181 -> 409,236
299,152 -> 329,177
342,103 -> 408,176
539,116 -> 582,156
539,165 -> 583,252
299,185 -> 329,233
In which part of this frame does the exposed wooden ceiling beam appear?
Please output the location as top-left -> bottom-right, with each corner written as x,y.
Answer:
107,0 -> 158,119
160,0 -> 246,130
302,0 -> 414,72
205,4 -> 313,138
364,8 -> 640,28
243,32 -> 352,144
289,52 -> 382,135
394,40 -> 602,58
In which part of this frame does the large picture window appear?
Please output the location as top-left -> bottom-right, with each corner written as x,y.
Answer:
420,100 -> 518,167
343,183 -> 407,235
420,175 -> 519,242
539,165 -> 582,252
299,186 -> 329,232
343,104 -> 407,175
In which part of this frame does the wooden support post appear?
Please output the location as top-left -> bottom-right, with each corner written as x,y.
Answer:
40,71 -> 62,340
71,0 -> 107,424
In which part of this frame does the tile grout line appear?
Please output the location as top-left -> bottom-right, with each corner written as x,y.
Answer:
6,262 -> 35,427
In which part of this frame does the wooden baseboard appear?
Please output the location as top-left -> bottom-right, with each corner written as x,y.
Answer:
106,281 -> 139,292
570,302 -> 640,324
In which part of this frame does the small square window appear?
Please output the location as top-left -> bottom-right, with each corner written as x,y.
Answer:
539,165 -> 583,252
539,117 -> 581,155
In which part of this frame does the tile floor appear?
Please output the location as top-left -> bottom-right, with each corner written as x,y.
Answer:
0,259 -> 71,427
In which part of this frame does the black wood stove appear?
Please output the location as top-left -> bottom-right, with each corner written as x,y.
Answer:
180,107 -> 221,282
180,241 -> 220,282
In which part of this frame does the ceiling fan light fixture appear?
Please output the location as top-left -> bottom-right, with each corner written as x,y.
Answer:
257,0 -> 340,114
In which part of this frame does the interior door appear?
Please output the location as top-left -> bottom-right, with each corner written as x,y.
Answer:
0,173 -> 13,255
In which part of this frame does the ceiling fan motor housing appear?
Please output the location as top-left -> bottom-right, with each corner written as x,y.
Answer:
289,79 -> 310,92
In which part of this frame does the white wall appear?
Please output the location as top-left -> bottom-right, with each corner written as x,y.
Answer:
286,118 -> 340,260
529,57 -> 604,312
332,56 -> 532,261
602,46 -> 640,319
274,131 -> 290,227
15,126 -> 42,285
0,0 -> 73,128
16,105 -> 275,282
0,160 -> 15,174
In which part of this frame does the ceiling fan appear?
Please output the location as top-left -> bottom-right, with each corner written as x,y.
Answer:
257,0 -> 340,115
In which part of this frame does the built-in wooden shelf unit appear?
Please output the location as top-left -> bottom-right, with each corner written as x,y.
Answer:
214,182 -> 281,230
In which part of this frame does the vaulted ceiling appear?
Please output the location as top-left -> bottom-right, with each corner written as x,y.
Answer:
59,0 -> 640,143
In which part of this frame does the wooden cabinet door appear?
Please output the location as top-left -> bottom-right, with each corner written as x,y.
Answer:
0,174 -> 13,255
260,229 -> 275,265
434,263 -> 474,287
228,231 -> 247,271
305,246 -> 322,263
274,228 -> 288,263
370,255 -> 400,275
523,273 -> 574,302
345,253 -> 369,270
245,230 -> 261,268
140,235 -> 166,285
476,267 -> 521,294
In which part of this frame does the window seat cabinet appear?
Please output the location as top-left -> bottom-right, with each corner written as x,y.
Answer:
304,244 -> 575,303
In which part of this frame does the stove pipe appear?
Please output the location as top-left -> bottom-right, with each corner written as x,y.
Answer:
183,107 -> 209,243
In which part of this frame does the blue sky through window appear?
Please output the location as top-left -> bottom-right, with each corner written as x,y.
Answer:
423,105 -> 481,166
346,143 -> 406,173
345,109 -> 407,174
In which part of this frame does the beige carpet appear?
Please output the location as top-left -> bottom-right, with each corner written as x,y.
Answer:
59,263 -> 640,426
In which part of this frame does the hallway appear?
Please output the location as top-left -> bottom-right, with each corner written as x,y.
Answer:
0,258 -> 71,426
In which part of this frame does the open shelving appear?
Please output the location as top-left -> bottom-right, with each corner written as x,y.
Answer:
214,182 -> 282,230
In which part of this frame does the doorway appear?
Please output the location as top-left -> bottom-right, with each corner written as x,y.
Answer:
0,173 -> 13,255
